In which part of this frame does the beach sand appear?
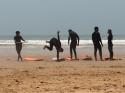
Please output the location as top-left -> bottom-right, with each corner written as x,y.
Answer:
0,45 -> 125,93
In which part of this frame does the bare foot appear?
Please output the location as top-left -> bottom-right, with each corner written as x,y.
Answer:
43,45 -> 47,50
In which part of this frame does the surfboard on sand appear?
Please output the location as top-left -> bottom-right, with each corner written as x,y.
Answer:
65,57 -> 79,61
52,57 -> 65,61
24,57 -> 43,61
82,56 -> 93,61
66,57 -> 72,61
104,57 -> 122,61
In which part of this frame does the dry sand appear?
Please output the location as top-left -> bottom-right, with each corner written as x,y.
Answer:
0,46 -> 125,93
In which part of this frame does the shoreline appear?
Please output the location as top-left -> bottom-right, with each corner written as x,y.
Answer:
0,44 -> 125,59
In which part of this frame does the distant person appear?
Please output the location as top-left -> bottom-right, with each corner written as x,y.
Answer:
43,31 -> 63,62
108,29 -> 113,60
92,27 -> 103,61
14,31 -> 25,61
68,29 -> 79,60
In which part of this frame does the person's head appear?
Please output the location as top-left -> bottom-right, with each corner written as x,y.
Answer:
16,31 -> 20,36
108,29 -> 112,34
94,26 -> 99,32
68,29 -> 72,33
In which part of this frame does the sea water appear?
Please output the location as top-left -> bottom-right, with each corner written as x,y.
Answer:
0,34 -> 125,48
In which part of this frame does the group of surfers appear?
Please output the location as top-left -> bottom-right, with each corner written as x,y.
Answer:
14,26 -> 113,62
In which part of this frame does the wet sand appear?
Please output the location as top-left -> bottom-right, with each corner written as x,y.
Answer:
0,46 -> 125,93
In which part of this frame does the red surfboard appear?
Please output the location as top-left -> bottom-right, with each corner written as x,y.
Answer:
24,57 -> 43,61
66,57 -> 72,61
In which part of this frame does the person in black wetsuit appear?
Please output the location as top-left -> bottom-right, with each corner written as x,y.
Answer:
14,31 -> 25,61
92,27 -> 103,61
43,31 -> 63,61
68,29 -> 79,60
108,29 -> 113,60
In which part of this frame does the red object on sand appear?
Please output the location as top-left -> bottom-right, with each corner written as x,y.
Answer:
65,57 -> 80,61
24,57 -> 43,61
66,57 -> 72,61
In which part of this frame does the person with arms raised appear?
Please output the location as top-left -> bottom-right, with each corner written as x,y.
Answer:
43,31 -> 63,62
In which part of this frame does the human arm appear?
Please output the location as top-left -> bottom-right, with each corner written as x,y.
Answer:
14,36 -> 16,43
57,31 -> 60,41
76,34 -> 80,46
68,35 -> 70,45
21,36 -> 25,42
92,34 -> 94,45
100,40 -> 103,47
98,33 -> 103,47
57,31 -> 62,47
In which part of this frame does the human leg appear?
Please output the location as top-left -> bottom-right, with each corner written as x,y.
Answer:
98,45 -> 102,61
44,43 -> 53,51
57,50 -> 59,61
16,44 -> 23,61
94,46 -> 97,61
70,44 -> 73,60
108,45 -> 113,60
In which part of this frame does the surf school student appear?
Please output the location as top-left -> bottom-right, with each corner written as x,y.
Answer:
14,31 -> 25,61
43,31 -> 63,61
92,26 -> 103,61
108,29 -> 113,60
68,29 -> 80,60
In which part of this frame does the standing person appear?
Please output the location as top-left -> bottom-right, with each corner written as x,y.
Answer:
14,31 -> 25,61
92,27 -> 103,61
68,29 -> 79,60
108,29 -> 113,60
43,31 -> 63,62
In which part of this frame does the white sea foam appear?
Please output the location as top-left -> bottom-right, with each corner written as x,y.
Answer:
0,40 -> 125,46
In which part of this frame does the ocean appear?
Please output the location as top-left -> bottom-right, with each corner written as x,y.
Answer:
0,34 -> 125,47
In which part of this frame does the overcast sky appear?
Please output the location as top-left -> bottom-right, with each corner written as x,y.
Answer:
0,0 -> 125,35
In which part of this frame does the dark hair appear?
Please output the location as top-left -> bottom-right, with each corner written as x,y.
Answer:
94,26 -> 99,31
68,29 -> 72,32
16,31 -> 20,34
108,29 -> 112,34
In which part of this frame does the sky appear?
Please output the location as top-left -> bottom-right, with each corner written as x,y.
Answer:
0,0 -> 125,36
